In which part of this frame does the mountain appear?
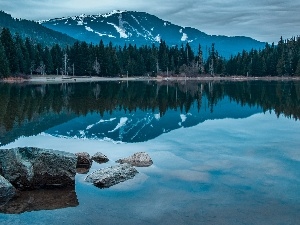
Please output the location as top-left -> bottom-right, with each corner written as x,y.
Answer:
0,11 -> 76,46
40,10 -> 265,58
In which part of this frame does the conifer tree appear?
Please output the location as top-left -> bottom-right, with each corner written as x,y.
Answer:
0,28 -> 18,74
295,59 -> 300,76
0,42 -> 10,78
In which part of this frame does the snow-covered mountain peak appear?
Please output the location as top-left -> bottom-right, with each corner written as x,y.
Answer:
40,10 -> 265,58
101,10 -> 126,18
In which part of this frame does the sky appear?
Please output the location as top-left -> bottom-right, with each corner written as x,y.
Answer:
0,0 -> 299,43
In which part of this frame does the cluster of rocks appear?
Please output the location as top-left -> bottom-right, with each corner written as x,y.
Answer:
77,151 -> 153,188
0,147 -> 153,213
75,152 -> 109,174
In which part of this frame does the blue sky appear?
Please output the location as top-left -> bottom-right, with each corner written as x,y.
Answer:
1,0 -> 299,43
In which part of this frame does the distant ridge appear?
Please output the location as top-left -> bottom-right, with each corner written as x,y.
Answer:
0,10 -> 76,46
40,10 -> 265,58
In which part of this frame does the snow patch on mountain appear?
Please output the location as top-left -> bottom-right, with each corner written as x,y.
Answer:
181,33 -> 188,41
85,26 -> 93,32
131,15 -> 140,25
95,32 -> 116,38
107,22 -> 128,38
155,34 -> 161,43
102,10 -> 125,18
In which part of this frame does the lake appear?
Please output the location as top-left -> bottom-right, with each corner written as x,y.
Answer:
0,80 -> 300,224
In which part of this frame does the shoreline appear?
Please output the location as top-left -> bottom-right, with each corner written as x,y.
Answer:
1,75 -> 300,84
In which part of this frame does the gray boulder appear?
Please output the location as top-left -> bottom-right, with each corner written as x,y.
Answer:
91,152 -> 109,164
85,164 -> 138,188
116,152 -> 153,167
0,147 -> 77,190
0,175 -> 16,203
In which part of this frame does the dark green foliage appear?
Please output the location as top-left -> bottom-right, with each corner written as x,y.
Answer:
0,28 -> 18,74
1,25 -> 300,78
0,41 -> 9,77
227,36 -> 300,76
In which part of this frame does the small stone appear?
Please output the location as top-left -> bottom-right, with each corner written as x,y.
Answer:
85,164 -> 138,188
116,152 -> 153,167
91,152 -> 109,164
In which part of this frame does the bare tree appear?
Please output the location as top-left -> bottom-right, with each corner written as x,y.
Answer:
93,57 -> 101,75
40,61 -> 46,75
30,61 -> 35,75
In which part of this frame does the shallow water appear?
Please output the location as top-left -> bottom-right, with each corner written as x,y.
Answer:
0,81 -> 300,224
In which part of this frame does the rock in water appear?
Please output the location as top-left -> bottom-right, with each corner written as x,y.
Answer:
75,152 -> 92,174
85,164 -> 138,188
91,152 -> 109,164
116,152 -> 153,167
75,152 -> 92,167
0,147 -> 77,190
0,175 -> 16,203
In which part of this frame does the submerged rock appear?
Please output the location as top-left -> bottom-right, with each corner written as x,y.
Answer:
116,152 -> 153,167
91,152 -> 109,164
0,147 -> 77,190
85,164 -> 138,188
0,175 -> 16,203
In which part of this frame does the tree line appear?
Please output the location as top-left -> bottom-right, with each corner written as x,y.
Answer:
1,27 -> 300,78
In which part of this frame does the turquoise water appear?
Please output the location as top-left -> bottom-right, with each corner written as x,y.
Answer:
0,81 -> 300,224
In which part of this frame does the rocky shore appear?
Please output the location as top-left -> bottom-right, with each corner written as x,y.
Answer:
0,147 -> 153,213
2,74 -> 300,85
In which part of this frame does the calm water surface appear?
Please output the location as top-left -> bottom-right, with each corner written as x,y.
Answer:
0,81 -> 300,224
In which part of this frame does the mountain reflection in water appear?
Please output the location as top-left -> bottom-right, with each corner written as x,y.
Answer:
0,81 -> 299,145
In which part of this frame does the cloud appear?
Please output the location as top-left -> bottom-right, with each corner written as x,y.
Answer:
0,0 -> 299,43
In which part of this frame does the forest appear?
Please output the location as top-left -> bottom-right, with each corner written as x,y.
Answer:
0,27 -> 300,78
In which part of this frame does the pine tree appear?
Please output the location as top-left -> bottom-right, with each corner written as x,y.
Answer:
0,28 -> 19,74
295,59 -> 300,76
0,42 -> 10,78
14,34 -> 25,74
50,44 -> 63,75
197,44 -> 204,74
43,46 -> 53,74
